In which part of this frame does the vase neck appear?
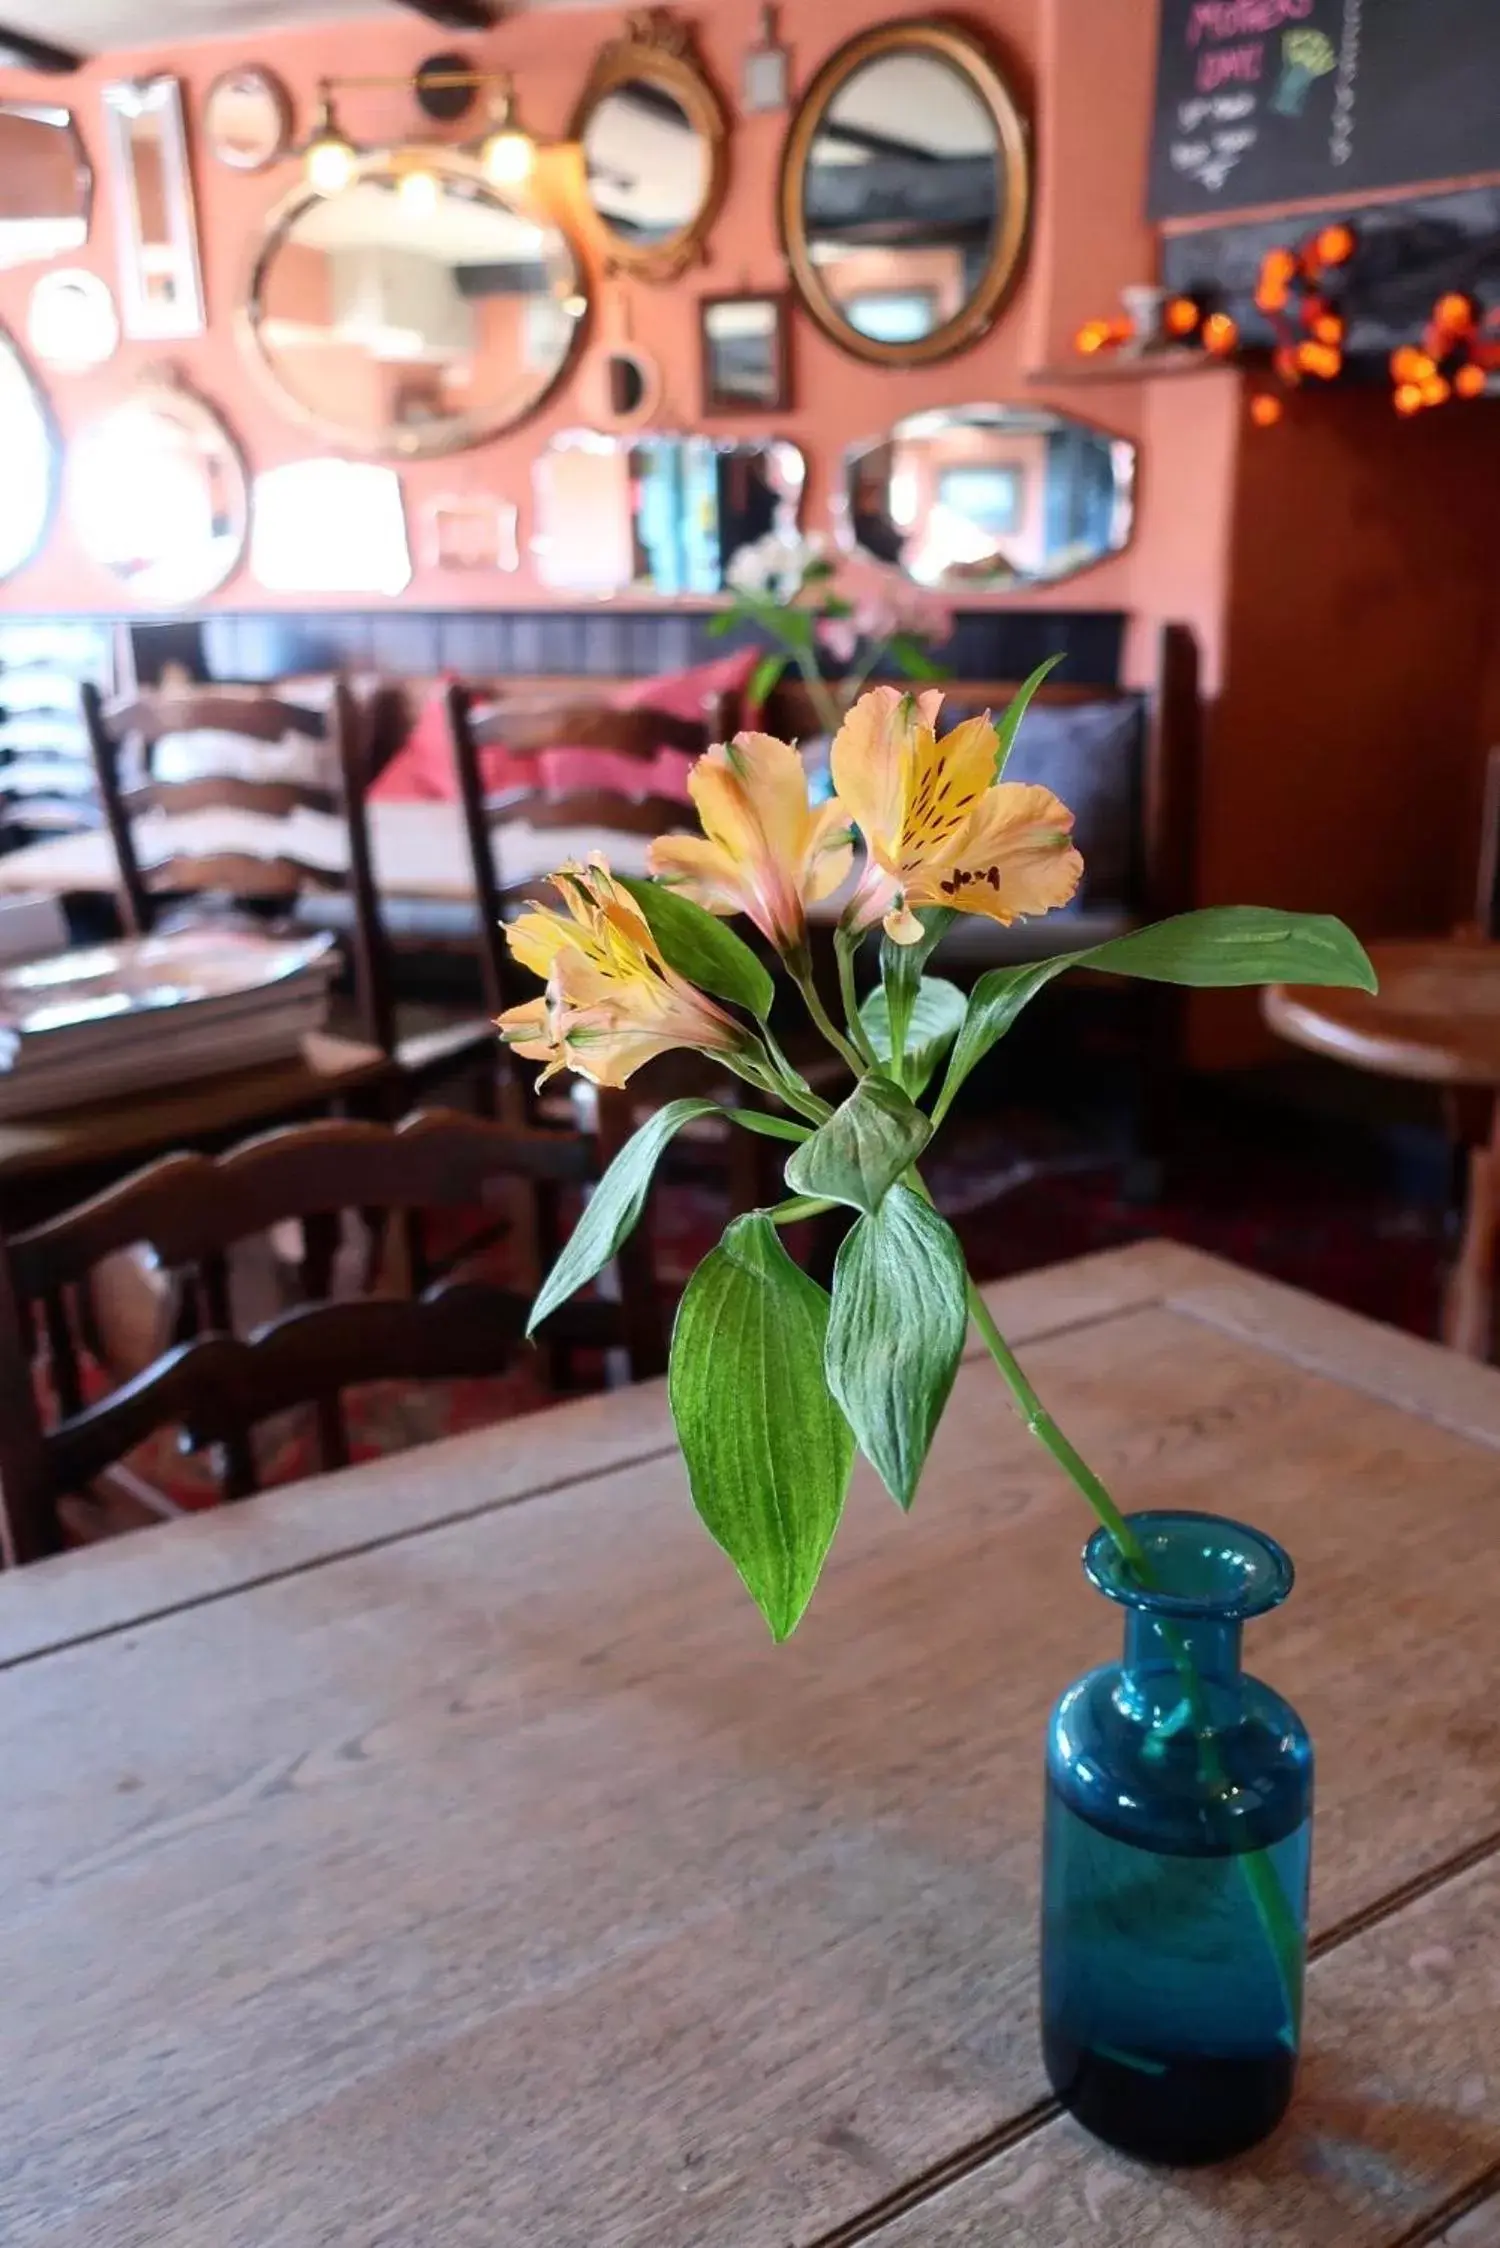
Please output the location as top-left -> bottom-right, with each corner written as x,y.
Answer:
1120,1612 -> 1245,1726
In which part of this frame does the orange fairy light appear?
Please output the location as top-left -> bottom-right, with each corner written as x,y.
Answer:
1273,344 -> 1303,384
1311,311 -> 1346,346
1249,393 -> 1283,427
1455,363 -> 1488,399
1315,224 -> 1356,265
1390,345 -> 1429,383
1165,295 -> 1201,338
1435,293 -> 1476,334
1421,375 -> 1452,407
1202,312 -> 1239,355
1075,319 -> 1112,355
1393,383 -> 1425,415
1296,340 -> 1342,379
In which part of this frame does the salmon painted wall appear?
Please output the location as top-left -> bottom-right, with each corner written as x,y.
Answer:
0,0 -> 1163,620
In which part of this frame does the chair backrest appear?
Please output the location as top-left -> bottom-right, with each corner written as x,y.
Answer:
81,678 -> 394,1049
443,682 -> 722,1019
0,1107 -> 666,1565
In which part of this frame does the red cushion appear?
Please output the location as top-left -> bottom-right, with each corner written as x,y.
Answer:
369,648 -> 756,806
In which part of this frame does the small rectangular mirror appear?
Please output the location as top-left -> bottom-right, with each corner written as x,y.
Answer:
101,76 -> 204,341
0,106 -> 91,271
700,294 -> 791,414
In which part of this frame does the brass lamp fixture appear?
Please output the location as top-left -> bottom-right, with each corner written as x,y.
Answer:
299,67 -> 544,196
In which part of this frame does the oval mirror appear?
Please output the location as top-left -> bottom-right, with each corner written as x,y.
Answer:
534,432 -> 804,598
0,326 -> 56,582
841,405 -> 1134,589
780,22 -> 1028,366
68,375 -> 248,605
243,152 -> 586,457
572,17 -> 727,281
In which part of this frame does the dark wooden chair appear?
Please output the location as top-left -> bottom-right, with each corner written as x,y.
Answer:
0,1107 -> 666,1566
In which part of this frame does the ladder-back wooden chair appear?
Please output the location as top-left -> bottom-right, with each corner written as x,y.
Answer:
0,1108 -> 665,1566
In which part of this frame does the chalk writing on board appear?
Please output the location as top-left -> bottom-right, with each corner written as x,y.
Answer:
1165,0 -> 1323,194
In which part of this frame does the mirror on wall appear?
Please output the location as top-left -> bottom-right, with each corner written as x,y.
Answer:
700,293 -> 790,412
0,106 -> 91,272
533,433 -> 805,597
572,15 -> 728,281
779,22 -> 1028,367
101,77 -> 205,341
68,374 -> 247,605
840,406 -> 1134,590
250,461 -> 412,597
245,153 -> 586,457
0,328 -> 57,582
27,270 -> 119,371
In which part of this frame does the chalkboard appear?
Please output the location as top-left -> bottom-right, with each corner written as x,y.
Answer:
1148,0 -> 1500,221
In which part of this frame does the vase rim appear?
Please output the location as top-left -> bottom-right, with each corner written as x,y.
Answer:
1084,1510 -> 1294,1621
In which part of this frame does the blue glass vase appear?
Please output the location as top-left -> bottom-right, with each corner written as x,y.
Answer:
1041,1511 -> 1313,2165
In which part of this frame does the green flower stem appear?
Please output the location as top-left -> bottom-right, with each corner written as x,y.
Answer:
767,1193 -> 837,1226
719,1047 -> 830,1128
834,929 -> 879,1069
790,959 -> 867,1079
760,1019 -> 821,1106
963,1271 -> 1304,2034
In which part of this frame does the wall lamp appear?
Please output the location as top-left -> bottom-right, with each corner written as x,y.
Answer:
301,68 -> 542,197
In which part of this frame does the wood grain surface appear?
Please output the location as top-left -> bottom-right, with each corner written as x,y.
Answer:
0,1245 -> 1496,2248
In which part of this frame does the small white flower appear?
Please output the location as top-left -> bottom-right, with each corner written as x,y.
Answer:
727,530 -> 828,602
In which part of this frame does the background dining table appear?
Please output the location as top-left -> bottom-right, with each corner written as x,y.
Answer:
2,1240 -> 1498,2248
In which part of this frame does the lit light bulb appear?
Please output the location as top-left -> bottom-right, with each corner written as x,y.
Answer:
399,166 -> 440,216
305,87 -> 355,196
482,127 -> 534,188
1249,393 -> 1283,428
561,293 -> 587,320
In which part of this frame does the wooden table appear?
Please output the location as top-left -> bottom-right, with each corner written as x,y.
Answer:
1266,940 -> 1500,1357
3,1242 -> 1498,2248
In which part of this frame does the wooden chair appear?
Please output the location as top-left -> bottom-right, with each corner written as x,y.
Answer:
441,682 -> 775,1210
0,1107 -> 666,1566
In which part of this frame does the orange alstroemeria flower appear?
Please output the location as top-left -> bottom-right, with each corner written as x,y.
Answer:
499,858 -> 747,1090
647,731 -> 853,955
831,686 -> 1083,945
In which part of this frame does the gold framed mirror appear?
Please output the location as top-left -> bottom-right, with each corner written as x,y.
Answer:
68,370 -> 248,606
778,18 -> 1029,367
571,11 -> 728,283
241,150 -> 586,460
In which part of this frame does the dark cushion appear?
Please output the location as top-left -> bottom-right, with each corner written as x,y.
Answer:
944,693 -> 1143,906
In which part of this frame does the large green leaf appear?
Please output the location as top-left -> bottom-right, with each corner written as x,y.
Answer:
528,1098 -> 719,1335
993,654 -> 1064,778
826,1186 -> 968,1510
877,906 -> 957,1063
785,1073 -> 931,1214
616,875 -> 775,1020
669,1213 -> 854,1640
860,976 -> 967,1096
934,907 -> 1377,1122
727,1107 -> 812,1145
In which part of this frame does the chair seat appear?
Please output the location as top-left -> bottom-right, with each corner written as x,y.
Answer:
0,1031 -> 392,1202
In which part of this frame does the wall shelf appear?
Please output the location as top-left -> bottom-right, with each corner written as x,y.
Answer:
1028,350 -> 1241,387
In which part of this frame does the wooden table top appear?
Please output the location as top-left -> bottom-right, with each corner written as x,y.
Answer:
1266,938 -> 1500,1087
3,1242 -> 1498,2248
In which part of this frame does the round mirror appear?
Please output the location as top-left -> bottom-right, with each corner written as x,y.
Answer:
69,376 -> 247,604
572,20 -> 727,281
0,325 -> 56,581
841,406 -> 1134,590
203,66 -> 291,172
780,23 -> 1029,366
27,269 -> 119,371
243,152 -> 586,457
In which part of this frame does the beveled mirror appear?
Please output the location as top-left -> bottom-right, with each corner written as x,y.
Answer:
840,405 -> 1134,589
243,151 -> 585,458
572,12 -> 728,281
101,77 -> 205,341
250,461 -> 412,596
779,20 -> 1029,366
68,373 -> 247,605
0,326 -> 57,582
533,433 -> 804,597
0,106 -> 91,272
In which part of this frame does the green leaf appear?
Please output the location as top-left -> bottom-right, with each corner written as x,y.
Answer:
616,875 -> 775,1020
728,1107 -> 811,1144
528,1098 -> 720,1335
993,654 -> 1064,777
878,906 -> 957,1060
934,907 -> 1378,1122
747,649 -> 789,712
826,1186 -> 968,1510
706,609 -> 735,639
784,1073 -> 931,1215
669,1213 -> 854,1640
887,632 -> 949,681
860,975 -> 967,1096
